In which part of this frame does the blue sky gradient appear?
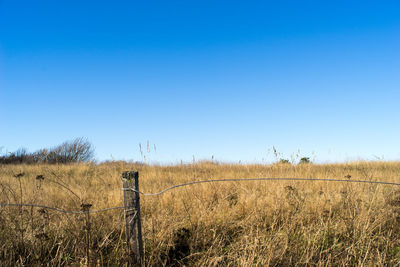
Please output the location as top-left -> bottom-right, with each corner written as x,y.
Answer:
1,1 -> 399,163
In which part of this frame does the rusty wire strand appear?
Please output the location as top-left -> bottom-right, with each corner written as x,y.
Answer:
0,203 -> 124,214
2,177 -> 400,214
124,177 -> 400,196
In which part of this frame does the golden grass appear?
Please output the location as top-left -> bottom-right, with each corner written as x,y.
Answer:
1,161 -> 400,266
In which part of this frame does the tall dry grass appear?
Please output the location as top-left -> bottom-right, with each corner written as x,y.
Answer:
1,161 -> 400,266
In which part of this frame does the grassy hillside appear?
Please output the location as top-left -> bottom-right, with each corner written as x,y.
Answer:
1,161 -> 400,266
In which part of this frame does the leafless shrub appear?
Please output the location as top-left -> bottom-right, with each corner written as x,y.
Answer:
46,138 -> 94,164
0,138 -> 94,164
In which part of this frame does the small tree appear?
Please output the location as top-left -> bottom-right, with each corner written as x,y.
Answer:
299,157 -> 311,164
47,138 -> 95,163
279,158 -> 291,164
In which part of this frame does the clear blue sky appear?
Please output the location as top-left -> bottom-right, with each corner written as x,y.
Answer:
1,1 -> 399,164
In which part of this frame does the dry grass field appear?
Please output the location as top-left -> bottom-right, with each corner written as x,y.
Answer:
1,161 -> 400,266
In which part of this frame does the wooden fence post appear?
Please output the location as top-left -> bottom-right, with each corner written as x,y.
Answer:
122,171 -> 144,266
81,203 -> 92,266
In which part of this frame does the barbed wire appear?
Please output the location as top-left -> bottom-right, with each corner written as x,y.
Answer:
125,177 -> 400,196
0,203 -> 124,214
2,177 -> 400,214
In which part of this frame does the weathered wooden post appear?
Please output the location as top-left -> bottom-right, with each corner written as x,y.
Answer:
122,171 -> 144,266
81,203 -> 92,266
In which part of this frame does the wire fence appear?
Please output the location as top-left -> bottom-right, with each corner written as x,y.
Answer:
3,173 -> 400,265
0,203 -> 125,214
125,177 -> 400,196
2,177 -> 400,213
